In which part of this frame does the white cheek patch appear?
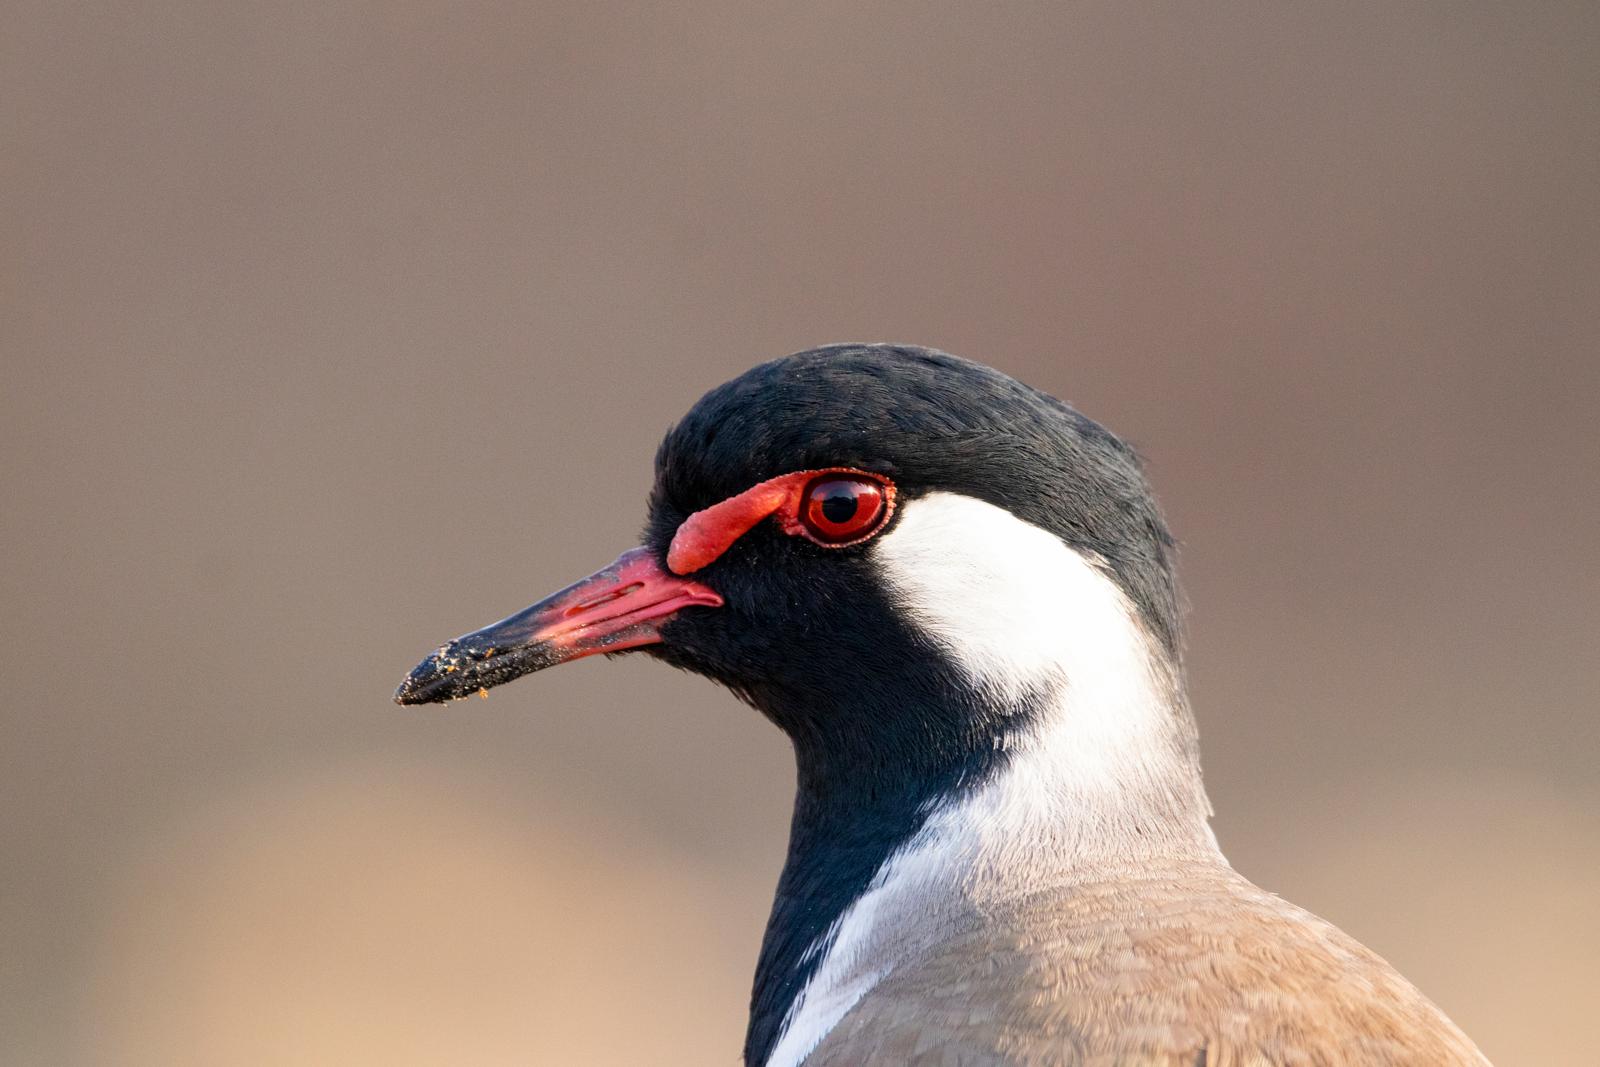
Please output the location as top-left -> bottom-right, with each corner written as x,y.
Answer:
868,492 -> 1207,831
871,491 -> 1156,706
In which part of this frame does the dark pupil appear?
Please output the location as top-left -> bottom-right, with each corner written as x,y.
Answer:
820,491 -> 858,524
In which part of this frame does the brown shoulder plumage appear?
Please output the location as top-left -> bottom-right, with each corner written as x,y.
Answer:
805,862 -> 1488,1067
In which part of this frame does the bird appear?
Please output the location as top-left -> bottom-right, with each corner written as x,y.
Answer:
396,344 -> 1491,1067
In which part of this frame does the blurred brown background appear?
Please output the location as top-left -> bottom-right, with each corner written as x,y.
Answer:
4,2 -> 1597,1064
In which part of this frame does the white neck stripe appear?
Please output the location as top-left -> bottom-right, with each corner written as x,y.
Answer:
764,493 -> 1217,1066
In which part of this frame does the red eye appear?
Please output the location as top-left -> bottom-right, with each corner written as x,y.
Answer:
799,475 -> 890,546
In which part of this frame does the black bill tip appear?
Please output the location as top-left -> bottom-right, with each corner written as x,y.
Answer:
393,639 -> 563,706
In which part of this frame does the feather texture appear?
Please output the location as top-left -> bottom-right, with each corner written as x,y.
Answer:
806,862 -> 1488,1066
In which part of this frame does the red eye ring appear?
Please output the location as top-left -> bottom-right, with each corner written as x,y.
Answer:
797,473 -> 893,547
666,466 -> 898,574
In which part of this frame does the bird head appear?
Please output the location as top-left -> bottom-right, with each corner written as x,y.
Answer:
397,344 -> 1188,794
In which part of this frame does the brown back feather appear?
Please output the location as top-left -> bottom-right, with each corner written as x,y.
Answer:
804,861 -> 1488,1066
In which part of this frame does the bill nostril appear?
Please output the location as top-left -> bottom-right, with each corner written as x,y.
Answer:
566,582 -> 643,616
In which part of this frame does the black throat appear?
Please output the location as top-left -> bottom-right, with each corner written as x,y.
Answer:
741,670 -> 1039,1066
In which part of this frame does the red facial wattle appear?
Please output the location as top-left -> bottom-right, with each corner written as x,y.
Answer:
666,468 -> 897,574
